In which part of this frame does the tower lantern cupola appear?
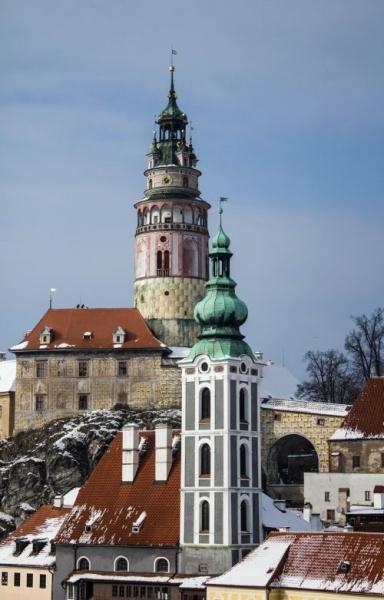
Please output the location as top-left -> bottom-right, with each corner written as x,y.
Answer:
133,66 -> 210,347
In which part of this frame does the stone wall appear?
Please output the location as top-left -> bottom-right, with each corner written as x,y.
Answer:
329,439 -> 384,473
261,408 -> 344,478
0,391 -> 15,438
134,277 -> 205,346
14,351 -> 181,433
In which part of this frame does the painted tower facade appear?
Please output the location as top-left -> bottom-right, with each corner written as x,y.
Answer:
180,211 -> 262,575
134,67 -> 210,347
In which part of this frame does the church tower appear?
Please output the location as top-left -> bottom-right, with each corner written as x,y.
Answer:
133,66 -> 210,347
179,208 -> 262,575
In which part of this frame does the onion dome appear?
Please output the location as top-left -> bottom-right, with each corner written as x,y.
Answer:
187,208 -> 254,361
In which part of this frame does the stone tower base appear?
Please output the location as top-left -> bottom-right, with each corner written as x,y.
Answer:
134,277 -> 205,347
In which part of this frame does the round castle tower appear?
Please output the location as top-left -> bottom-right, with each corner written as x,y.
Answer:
134,67 -> 210,347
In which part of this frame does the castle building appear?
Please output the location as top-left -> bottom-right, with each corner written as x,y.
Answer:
133,66 -> 210,347
10,308 -> 181,433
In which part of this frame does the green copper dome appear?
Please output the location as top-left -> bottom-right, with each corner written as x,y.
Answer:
211,223 -> 231,249
186,209 -> 254,362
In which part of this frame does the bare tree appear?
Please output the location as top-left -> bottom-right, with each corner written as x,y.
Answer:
345,308 -> 384,381
297,349 -> 358,404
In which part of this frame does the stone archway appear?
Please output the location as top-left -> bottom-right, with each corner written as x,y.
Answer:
267,434 -> 319,485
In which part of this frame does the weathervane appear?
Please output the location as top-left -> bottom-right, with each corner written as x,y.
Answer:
219,197 -> 228,224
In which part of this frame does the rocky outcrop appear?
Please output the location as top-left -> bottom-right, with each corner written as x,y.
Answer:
0,408 -> 181,537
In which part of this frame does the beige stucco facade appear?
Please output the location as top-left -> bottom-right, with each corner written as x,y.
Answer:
0,391 -> 15,438
208,585 -> 382,600
329,438 -> 384,473
14,351 -> 181,433
0,566 -> 53,600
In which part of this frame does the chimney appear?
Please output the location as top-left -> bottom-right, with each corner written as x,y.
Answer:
122,424 -> 139,483
155,423 -> 172,482
303,502 -> 312,522
374,486 -> 384,509
53,495 -> 63,508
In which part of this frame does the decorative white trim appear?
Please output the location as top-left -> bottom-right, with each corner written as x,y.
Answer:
114,555 -> 129,572
154,556 -> 170,573
76,556 -> 91,570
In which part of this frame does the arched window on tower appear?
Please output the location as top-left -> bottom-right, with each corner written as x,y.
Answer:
200,444 -> 211,477
239,388 -> 248,422
164,250 -> 170,274
200,388 -> 211,421
240,500 -> 249,532
157,251 -> 163,272
200,500 -> 210,532
240,444 -> 248,478
148,179 -> 153,189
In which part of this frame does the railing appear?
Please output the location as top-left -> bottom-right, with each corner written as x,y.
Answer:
136,222 -> 207,235
157,269 -> 170,277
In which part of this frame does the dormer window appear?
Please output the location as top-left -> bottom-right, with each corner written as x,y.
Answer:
32,539 -> 47,555
14,538 -> 29,556
83,331 -> 93,341
113,326 -> 126,345
39,326 -> 53,345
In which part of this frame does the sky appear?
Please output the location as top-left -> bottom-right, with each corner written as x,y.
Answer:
1,0 -> 384,378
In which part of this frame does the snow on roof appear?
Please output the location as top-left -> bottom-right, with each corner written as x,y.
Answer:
0,360 -> 16,393
0,506 -> 69,568
331,379 -> 384,439
167,346 -> 191,358
259,362 -> 300,400
63,487 -> 80,507
208,541 -> 291,588
262,397 -> 349,417
262,494 -> 311,531
65,572 -> 210,588
9,341 -> 28,351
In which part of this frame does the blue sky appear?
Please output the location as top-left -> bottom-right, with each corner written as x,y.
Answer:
1,0 -> 384,377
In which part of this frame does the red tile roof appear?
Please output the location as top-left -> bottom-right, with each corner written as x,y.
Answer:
2,505 -> 70,542
11,308 -> 163,352
55,431 -> 181,547
337,378 -> 384,438
269,531 -> 384,594
210,531 -> 384,594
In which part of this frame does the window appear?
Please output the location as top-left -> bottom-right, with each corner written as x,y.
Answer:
1,572 -> 7,586
118,361 -> 128,377
115,556 -> 129,572
78,361 -> 88,377
27,573 -> 33,588
78,395 -> 88,410
200,388 -> 210,421
112,586 -> 118,598
35,394 -> 45,411
317,418 -> 325,426
36,361 -> 47,378
77,557 -> 90,571
381,453 -> 384,468
239,388 -> 247,422
140,587 -> 146,598
365,491 -> 371,501
352,455 -> 361,469
67,583 -> 75,599
183,176 -> 189,187
14,573 -> 20,587
240,444 -> 248,478
327,509 -> 335,521
154,558 -> 169,573
40,574 -> 46,589
240,500 -> 248,532
324,491 -> 330,502
120,586 -> 125,597
201,500 -> 210,532
133,586 -> 139,597
200,444 -> 211,476
274,412 -> 281,422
